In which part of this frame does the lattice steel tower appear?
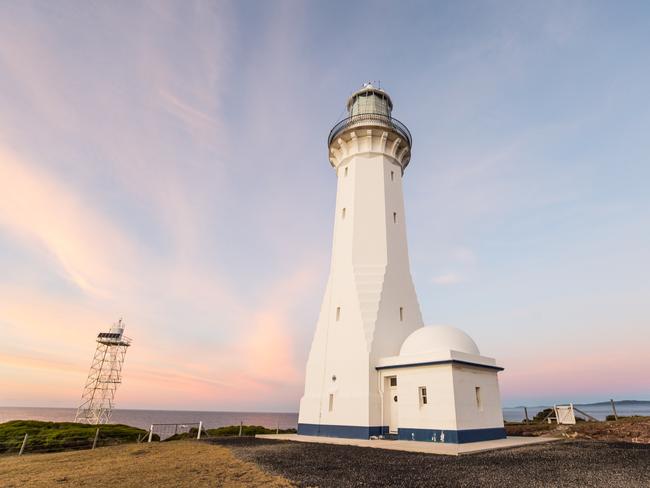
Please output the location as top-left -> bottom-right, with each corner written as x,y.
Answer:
75,319 -> 131,424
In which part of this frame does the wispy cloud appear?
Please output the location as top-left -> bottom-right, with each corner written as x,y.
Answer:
1,0 -> 648,410
432,272 -> 464,285
0,1 -> 319,410
451,247 -> 477,265
0,147 -> 140,297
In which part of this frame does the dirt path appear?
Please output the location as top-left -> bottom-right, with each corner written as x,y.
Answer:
0,441 -> 292,488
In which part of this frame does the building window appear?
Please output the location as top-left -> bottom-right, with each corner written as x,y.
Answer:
399,307 -> 404,321
419,387 -> 428,406
329,394 -> 334,412
344,167 -> 349,177
389,377 -> 397,387
336,307 -> 341,321
475,386 -> 482,410
391,171 -> 394,181
393,212 -> 397,223
342,208 -> 346,219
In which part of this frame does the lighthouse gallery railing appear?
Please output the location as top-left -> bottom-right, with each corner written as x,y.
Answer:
328,113 -> 412,148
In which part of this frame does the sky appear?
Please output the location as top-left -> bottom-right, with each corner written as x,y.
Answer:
0,0 -> 649,411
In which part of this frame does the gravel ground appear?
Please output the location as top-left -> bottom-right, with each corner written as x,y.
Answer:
208,437 -> 650,487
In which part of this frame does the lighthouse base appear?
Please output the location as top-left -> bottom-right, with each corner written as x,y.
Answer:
297,423 -> 387,439
396,427 -> 506,443
258,433 -> 558,455
297,424 -> 506,443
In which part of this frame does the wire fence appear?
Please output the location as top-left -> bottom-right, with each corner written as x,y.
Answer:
0,428 -> 149,457
145,420 -> 292,442
147,422 -> 203,441
1,420 -> 296,458
505,399 -> 650,423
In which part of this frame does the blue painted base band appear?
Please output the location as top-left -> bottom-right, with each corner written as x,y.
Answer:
398,427 -> 507,444
298,424 -> 506,444
298,424 -> 506,443
298,423 -> 387,439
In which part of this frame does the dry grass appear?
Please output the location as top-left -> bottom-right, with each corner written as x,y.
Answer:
0,441 -> 293,488
568,416 -> 650,443
506,416 -> 650,443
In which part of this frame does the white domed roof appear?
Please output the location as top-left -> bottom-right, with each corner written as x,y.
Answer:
399,325 -> 480,356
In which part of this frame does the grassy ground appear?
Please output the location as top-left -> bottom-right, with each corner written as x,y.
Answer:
3,434 -> 649,487
0,420 -> 151,454
0,441 -> 292,488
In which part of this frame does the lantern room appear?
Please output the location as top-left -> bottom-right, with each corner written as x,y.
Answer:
346,83 -> 393,117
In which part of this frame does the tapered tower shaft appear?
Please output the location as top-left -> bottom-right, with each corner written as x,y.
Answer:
299,85 -> 423,436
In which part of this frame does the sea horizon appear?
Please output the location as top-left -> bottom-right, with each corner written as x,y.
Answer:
3,400 -> 650,429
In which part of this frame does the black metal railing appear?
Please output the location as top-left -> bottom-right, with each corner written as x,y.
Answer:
327,113 -> 412,147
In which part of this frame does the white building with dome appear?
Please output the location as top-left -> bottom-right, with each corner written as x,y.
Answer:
376,325 -> 505,442
298,84 -> 505,443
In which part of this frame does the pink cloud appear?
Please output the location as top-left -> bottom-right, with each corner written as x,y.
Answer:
0,146 -> 139,298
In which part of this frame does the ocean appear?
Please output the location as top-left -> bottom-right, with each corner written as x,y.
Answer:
0,407 -> 299,431
502,403 -> 650,422
2,403 -> 649,429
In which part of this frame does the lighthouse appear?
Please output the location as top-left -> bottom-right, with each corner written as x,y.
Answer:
298,84 -> 506,443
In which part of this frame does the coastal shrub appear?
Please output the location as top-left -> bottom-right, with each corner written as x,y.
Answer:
532,408 -> 554,422
606,415 -> 629,421
0,420 -> 152,454
163,427 -> 204,441
504,422 -> 555,436
205,425 -> 297,437
162,424 -> 296,441
163,424 -> 296,441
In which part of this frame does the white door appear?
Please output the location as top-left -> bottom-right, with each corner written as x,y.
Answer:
388,377 -> 398,434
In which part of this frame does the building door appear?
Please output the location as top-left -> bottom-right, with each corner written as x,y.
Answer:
387,376 -> 398,434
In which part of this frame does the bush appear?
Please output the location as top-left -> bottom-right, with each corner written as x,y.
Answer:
532,408 -> 554,423
205,425 -> 296,437
0,420 -> 151,453
163,424 -> 296,441
606,415 -> 628,421
163,427 -> 202,442
504,422 -> 555,436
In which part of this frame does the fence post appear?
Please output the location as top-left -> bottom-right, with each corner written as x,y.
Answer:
610,399 -> 618,421
197,421 -> 202,440
92,428 -> 100,450
19,433 -> 28,456
238,421 -> 243,437
148,424 -> 154,443
524,407 -> 529,423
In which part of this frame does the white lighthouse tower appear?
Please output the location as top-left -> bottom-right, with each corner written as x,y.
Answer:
298,85 -> 505,443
